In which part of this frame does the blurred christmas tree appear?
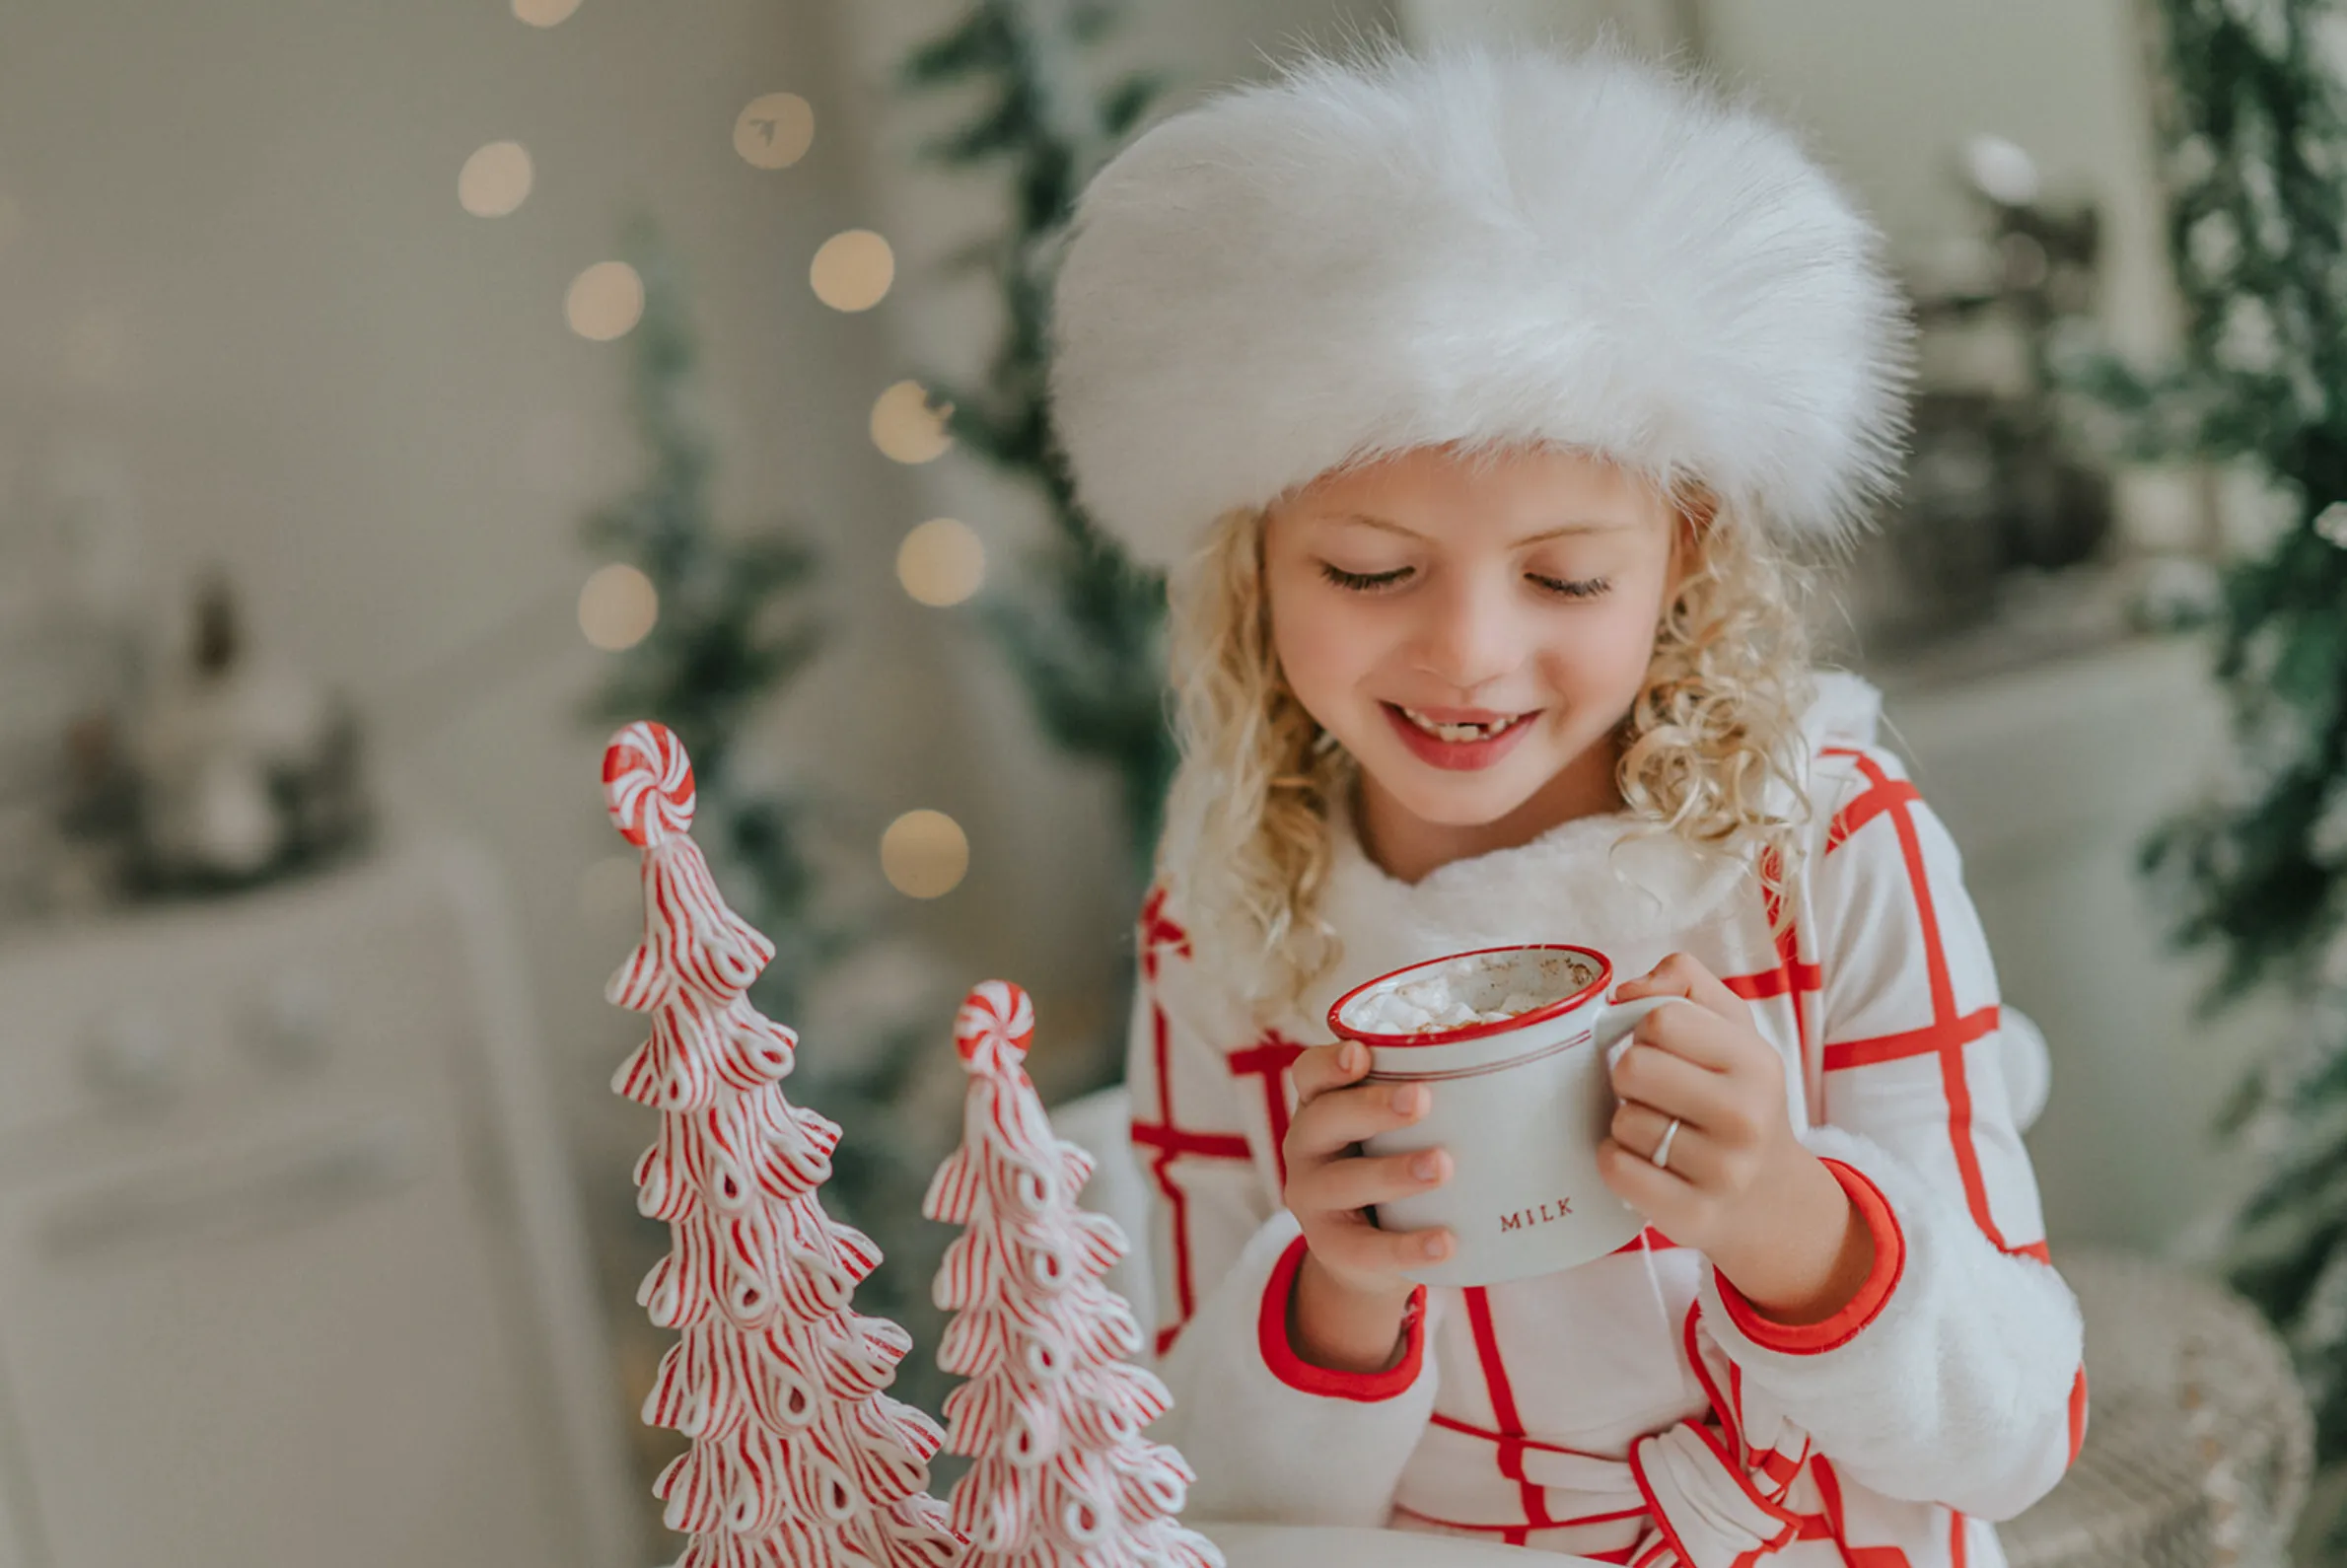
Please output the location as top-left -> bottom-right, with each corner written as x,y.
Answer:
2069,0 -> 2347,1532
898,0 -> 1174,879
583,221 -> 958,1429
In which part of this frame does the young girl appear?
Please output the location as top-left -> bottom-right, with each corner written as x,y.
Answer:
1047,43 -> 2087,1566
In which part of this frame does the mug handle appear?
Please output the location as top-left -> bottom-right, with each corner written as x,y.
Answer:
1593,994 -> 1692,1071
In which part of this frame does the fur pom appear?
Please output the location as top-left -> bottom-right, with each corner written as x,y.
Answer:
1049,42 -> 1914,571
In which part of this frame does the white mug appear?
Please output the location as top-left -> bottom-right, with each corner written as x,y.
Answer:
1326,944 -> 1682,1288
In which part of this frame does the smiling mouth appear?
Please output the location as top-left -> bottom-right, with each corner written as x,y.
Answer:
1390,705 -> 1534,744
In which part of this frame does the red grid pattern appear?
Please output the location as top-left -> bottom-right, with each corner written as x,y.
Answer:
1722,847 -> 1824,1050
1128,890 -> 1311,1356
1229,1032 -> 1307,1185
1442,1292 -> 1839,1565
1130,888 -> 1212,1356
1410,751 -> 2084,1564
1816,749 -> 2009,1252
1462,1286 -> 1561,1547
1131,746 -> 2085,1542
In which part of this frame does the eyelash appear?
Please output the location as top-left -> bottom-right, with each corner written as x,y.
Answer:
1316,563 -> 1611,601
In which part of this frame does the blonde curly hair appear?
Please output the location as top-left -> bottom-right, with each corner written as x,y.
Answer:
1156,482 -> 1819,1020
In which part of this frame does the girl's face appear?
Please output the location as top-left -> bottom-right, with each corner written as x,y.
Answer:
1263,444 -> 1689,873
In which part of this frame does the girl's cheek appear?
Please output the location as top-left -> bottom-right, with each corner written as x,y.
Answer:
1541,607 -> 1661,695
1268,592 -> 1369,712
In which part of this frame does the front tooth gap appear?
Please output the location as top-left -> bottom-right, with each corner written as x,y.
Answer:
1410,710 -> 1510,741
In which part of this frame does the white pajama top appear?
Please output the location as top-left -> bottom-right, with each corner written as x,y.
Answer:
1124,674 -> 2088,1567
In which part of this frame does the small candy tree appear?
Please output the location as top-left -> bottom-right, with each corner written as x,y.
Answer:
603,721 -> 962,1568
925,980 -> 1224,1567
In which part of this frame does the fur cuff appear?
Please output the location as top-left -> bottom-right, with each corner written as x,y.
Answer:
1697,1125 -> 2085,1518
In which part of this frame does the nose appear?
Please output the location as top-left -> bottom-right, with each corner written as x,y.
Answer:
1407,569 -> 1525,695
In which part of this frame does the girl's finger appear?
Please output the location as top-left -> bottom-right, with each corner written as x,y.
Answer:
1290,1040 -> 1371,1105
1627,1001 -> 1745,1074
1598,1134 -> 1697,1205
1612,952 -> 1749,1025
1610,1039 -> 1740,1128
1608,1098 -> 1713,1185
1290,1148 -> 1451,1215
1287,1079 -> 1433,1160
1309,1215 -> 1455,1276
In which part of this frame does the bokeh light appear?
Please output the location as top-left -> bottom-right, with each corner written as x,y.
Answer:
513,0 -> 583,26
566,260 -> 645,341
579,563 -> 658,650
735,93 -> 815,169
458,141 -> 533,217
881,811 -> 969,899
811,230 -> 894,312
896,519 -> 986,606
1962,133 -> 2041,207
870,381 -> 954,464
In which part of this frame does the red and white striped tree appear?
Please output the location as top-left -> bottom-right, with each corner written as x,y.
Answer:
603,721 -> 962,1568
925,980 -> 1223,1568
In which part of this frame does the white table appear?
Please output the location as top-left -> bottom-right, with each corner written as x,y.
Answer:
1201,1522 -> 1606,1566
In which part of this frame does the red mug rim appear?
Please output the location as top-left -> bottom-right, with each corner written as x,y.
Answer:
1325,944 -> 1613,1048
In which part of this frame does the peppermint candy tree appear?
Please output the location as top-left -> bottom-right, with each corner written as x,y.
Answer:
924,980 -> 1222,1568
602,721 -> 961,1568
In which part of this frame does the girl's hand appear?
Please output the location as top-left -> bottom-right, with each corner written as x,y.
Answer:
1283,1040 -> 1456,1292
1279,1039 -> 1454,1370
1600,954 -> 1850,1295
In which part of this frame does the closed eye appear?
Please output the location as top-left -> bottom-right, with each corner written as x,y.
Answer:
1318,563 -> 1611,599
1318,563 -> 1413,592
1529,574 -> 1610,601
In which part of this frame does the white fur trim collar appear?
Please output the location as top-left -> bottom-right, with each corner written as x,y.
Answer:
1300,672 -> 1884,1024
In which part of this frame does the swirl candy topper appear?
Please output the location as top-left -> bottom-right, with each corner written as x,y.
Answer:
925,981 -> 1223,1568
603,725 -> 782,1087
954,981 -> 1034,1078
605,719 -> 697,846
600,722 -> 960,1568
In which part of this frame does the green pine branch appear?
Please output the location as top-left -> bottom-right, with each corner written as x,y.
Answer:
898,0 -> 1177,881
2084,0 -> 2347,1527
580,221 -> 839,1011
580,220 -> 956,1416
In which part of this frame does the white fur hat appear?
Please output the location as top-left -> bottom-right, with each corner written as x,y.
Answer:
1047,43 -> 1913,572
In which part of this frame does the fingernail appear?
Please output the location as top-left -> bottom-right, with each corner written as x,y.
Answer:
1340,1041 -> 1366,1073
1421,1233 -> 1451,1260
1392,1085 -> 1427,1114
1410,1152 -> 1442,1181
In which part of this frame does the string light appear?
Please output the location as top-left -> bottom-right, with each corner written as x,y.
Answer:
735,93 -> 816,169
579,563 -> 659,650
870,381 -> 954,464
513,0 -> 582,26
896,519 -> 986,606
566,260 -> 645,341
882,810 -> 969,898
459,141 -> 533,217
811,230 -> 894,312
